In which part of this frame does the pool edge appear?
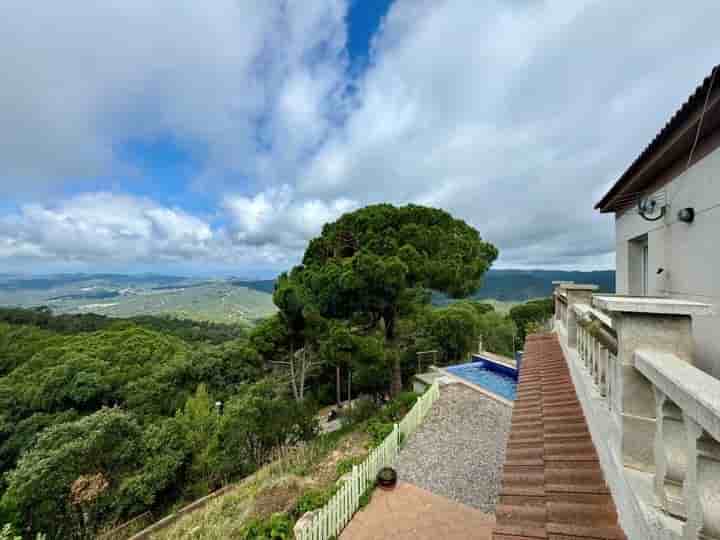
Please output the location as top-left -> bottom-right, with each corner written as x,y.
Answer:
435,367 -> 514,408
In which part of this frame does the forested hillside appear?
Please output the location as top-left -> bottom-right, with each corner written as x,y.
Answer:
0,310 -> 317,539
472,269 -> 615,300
235,269 -> 615,304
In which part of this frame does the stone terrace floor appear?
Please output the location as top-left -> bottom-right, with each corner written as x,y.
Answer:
340,482 -> 495,540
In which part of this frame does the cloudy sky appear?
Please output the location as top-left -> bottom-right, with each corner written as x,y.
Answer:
1,1 -> 718,277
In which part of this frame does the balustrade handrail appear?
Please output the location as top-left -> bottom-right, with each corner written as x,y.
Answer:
634,348 -> 720,442
574,303 -> 617,355
573,302 -> 613,328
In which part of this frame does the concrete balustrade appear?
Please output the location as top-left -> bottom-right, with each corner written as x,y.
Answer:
550,282 -> 717,540
635,348 -> 720,540
593,295 -> 711,475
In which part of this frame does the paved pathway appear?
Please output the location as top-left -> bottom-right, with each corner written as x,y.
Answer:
340,482 -> 494,540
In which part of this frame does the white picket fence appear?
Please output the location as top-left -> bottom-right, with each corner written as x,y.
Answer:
296,381 -> 441,540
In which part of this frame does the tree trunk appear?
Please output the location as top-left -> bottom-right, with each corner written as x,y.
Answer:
336,365 -> 341,407
347,369 -> 352,409
383,306 -> 396,341
289,343 -> 299,402
390,354 -> 402,398
384,306 -> 402,397
298,347 -> 305,401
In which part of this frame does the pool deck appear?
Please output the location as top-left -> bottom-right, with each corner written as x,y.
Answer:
433,366 -> 514,407
474,350 -> 516,369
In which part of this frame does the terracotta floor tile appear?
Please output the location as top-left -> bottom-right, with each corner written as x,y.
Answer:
341,482 -> 494,540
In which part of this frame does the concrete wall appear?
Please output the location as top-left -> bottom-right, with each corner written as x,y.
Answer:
615,147 -> 720,377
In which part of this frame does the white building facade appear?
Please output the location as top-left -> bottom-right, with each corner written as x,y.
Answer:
597,65 -> 720,377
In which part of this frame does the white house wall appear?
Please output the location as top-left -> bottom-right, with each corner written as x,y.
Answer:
615,147 -> 720,377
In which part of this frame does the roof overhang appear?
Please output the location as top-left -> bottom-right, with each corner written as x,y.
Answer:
596,65 -> 720,214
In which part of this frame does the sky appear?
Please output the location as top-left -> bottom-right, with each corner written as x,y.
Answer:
0,1 -> 718,278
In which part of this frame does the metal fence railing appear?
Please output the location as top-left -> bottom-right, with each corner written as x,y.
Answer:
296,381 -> 441,540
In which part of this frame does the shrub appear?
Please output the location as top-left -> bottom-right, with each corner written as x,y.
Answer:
339,398 -> 378,426
377,391 -> 418,423
366,420 -> 393,448
335,456 -> 363,479
293,485 -> 339,518
358,484 -> 374,509
241,513 -> 292,540
0,524 -> 45,540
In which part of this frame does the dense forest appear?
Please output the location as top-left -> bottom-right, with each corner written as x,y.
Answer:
0,204 -> 555,539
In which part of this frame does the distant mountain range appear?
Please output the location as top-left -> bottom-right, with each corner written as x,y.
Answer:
0,274 -> 276,324
233,269 -> 615,303
0,270 -> 614,322
470,269 -> 615,301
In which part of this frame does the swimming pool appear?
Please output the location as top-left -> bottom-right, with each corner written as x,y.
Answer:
445,358 -> 518,401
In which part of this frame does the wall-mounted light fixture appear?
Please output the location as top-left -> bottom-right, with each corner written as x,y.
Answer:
638,196 -> 666,222
677,207 -> 695,223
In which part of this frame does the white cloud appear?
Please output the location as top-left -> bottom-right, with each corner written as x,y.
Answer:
1,0 -> 719,272
223,185 -> 358,251
0,0 -> 348,196
1,193 -> 214,262
297,0 -> 720,268
0,189 -> 358,271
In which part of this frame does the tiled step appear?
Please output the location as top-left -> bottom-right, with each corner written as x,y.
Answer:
547,493 -> 624,539
545,461 -> 610,495
509,428 -> 544,445
494,495 -> 547,539
545,439 -> 599,462
505,443 -> 544,467
500,466 -> 545,497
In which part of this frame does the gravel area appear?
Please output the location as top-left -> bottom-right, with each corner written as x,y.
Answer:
396,383 -> 512,513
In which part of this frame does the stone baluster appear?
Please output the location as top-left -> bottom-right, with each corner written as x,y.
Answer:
607,351 -> 616,411
591,296 -> 709,475
585,330 -> 592,370
598,346 -> 608,397
593,338 -> 602,386
694,430 -> 720,539
681,416 -> 720,540
653,389 -> 689,519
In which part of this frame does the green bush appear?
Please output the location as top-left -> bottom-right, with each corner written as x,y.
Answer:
241,513 -> 293,540
358,484 -> 374,509
339,398 -> 378,426
377,391 -> 418,423
293,485 -> 339,517
366,420 -> 393,448
0,525 -> 21,540
335,456 -> 363,479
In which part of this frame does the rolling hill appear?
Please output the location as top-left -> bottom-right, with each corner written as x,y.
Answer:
234,269 -> 615,304
0,270 -> 614,323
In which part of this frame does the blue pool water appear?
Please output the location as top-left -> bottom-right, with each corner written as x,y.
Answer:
446,359 -> 518,401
